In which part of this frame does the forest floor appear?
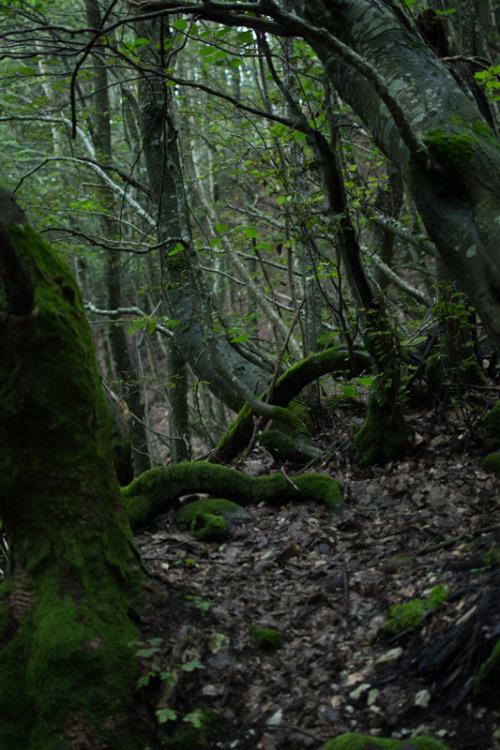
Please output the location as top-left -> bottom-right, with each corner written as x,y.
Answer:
134,390 -> 500,750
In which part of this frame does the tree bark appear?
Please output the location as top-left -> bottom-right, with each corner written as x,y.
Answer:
85,0 -> 151,476
282,0 -> 500,353
135,15 -> 272,412
144,0 -> 500,354
0,207 -> 150,749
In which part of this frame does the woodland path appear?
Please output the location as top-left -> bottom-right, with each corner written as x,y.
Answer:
134,394 -> 500,750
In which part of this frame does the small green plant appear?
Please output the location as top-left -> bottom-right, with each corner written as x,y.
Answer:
382,585 -> 448,634
250,624 -> 284,649
426,583 -> 449,611
483,544 -> 500,569
474,65 -> 500,102
185,594 -> 213,612
382,599 -> 425,634
129,638 -> 205,725
159,706 -> 216,749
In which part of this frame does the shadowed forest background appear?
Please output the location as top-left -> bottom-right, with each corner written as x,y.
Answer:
1,0 -> 500,748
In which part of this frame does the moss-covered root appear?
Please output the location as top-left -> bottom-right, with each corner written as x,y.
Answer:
320,733 -> 450,750
122,461 -> 343,529
353,394 -> 408,466
212,346 -> 372,464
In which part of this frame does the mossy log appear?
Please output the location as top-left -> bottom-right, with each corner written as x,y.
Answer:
122,461 -> 343,530
0,222 -> 151,749
213,347 -> 372,464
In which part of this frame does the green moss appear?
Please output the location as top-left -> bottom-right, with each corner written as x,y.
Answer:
483,401 -> 500,450
250,624 -> 284,649
191,512 -> 230,542
320,733 -> 450,750
382,599 -> 425,634
424,128 -> 476,173
122,461 -> 343,528
258,429 -> 321,463
177,498 -> 251,525
483,544 -> 500,568
213,346 -> 372,463
425,354 -> 444,402
0,225 -> 149,748
214,405 -> 253,461
427,583 -> 448,611
383,585 -> 448,635
474,638 -> 500,695
481,453 -> 500,473
471,119 -> 500,149
353,394 -> 408,466
293,474 -> 343,508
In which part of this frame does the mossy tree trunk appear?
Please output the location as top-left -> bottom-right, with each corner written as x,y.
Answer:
0,210 -> 151,749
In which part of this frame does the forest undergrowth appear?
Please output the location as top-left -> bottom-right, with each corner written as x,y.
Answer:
131,388 -> 500,750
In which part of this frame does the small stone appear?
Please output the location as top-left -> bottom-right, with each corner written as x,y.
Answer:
367,689 -> 379,706
266,708 -> 283,726
412,724 -> 429,736
349,683 -> 370,700
374,647 -> 404,669
414,689 -> 431,708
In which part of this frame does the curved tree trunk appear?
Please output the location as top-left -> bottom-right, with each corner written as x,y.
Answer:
0,202 -> 150,749
149,0 -> 500,354
282,0 -> 500,353
136,15 -> 272,413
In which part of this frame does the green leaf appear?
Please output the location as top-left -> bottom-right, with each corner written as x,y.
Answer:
156,708 -> 177,724
215,223 -> 228,232
136,675 -> 150,688
237,30 -> 254,45
133,38 -> 151,48
230,58 -> 242,68
342,384 -> 358,400
358,376 -> 374,386
230,333 -> 249,344
159,672 -> 177,685
245,227 -> 258,238
183,712 -> 203,728
172,18 -> 187,31
181,661 -> 205,672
